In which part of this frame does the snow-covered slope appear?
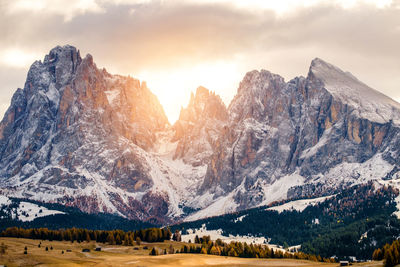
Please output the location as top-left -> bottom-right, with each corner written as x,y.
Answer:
267,195 -> 334,213
0,196 -> 65,222
310,58 -> 400,125
181,224 -> 269,245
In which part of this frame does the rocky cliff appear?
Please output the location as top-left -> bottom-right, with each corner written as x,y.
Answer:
0,46 -> 174,223
187,58 -> 400,220
173,86 -> 228,166
1,46 -> 399,223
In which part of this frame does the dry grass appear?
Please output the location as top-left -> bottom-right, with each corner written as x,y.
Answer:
0,237 -> 383,267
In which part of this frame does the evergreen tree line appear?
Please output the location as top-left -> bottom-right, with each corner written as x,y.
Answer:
171,183 -> 399,259
178,235 -> 336,263
372,239 -> 400,267
0,227 -> 171,245
301,214 -> 400,260
171,183 -> 397,246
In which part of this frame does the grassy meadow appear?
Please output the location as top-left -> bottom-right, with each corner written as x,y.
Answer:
0,237 -> 383,267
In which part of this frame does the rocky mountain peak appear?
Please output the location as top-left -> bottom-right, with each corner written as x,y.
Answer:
308,57 -> 400,124
44,45 -> 82,88
194,86 -> 210,100
229,69 -> 287,123
44,45 -> 81,64
237,70 -> 285,94
177,86 -> 227,124
172,86 -> 228,165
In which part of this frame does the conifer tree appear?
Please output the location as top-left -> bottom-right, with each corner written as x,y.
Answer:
150,247 -> 158,256
107,233 -> 115,245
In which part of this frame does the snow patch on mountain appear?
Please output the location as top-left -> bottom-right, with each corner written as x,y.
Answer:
376,178 -> 400,219
181,224 -> 268,245
16,201 -> 65,222
184,189 -> 239,222
267,195 -> 334,213
0,196 -> 65,222
234,214 -> 247,223
258,173 -> 305,207
300,127 -> 333,159
0,195 -> 11,207
312,153 -> 393,186
183,180 -> 251,222
105,90 -> 120,104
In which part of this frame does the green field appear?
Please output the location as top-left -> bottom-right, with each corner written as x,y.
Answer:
0,237 -> 383,267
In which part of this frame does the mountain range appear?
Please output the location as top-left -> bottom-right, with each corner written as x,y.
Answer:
1,45 -> 399,224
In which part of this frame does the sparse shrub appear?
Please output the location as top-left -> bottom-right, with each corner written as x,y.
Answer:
0,242 -> 7,255
150,247 -> 158,256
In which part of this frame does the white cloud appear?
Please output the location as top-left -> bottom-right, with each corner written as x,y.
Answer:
3,0 -> 394,22
6,0 -> 105,21
0,48 -> 40,69
100,0 -> 154,4
181,0 -> 393,15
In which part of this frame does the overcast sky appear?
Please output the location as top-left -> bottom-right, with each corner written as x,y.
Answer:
0,0 -> 399,123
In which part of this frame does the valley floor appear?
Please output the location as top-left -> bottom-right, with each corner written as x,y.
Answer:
0,238 -> 382,267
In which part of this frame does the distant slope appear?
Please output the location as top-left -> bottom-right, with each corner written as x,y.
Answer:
170,182 -> 400,260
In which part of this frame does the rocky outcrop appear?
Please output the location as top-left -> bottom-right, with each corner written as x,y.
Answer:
173,86 -> 228,166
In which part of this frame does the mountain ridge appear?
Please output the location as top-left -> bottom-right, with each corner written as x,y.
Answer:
1,45 -> 400,223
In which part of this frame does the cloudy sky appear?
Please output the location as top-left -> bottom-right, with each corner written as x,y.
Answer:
0,0 -> 399,123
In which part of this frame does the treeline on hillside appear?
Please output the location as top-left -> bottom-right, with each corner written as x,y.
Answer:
172,183 -> 398,244
0,227 -> 171,244
372,239 -> 400,267
301,215 -> 400,260
0,198 -> 155,231
170,182 -> 399,260
177,235 -> 335,263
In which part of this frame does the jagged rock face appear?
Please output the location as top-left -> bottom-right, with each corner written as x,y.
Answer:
1,45 -> 400,223
173,86 -> 228,166
0,45 -> 171,222
199,58 -> 400,211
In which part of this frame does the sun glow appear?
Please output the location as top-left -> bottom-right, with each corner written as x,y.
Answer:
137,61 -> 243,124
0,48 -> 40,69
